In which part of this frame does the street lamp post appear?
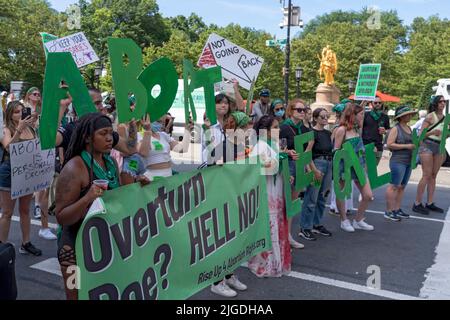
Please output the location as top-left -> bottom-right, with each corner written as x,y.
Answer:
283,0 -> 292,107
295,66 -> 303,98
94,64 -> 102,89
348,79 -> 356,96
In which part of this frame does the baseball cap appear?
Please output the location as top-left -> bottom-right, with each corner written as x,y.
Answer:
259,89 -> 270,97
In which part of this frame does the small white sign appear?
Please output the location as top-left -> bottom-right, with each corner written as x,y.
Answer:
198,33 -> 264,90
44,32 -> 99,68
10,139 -> 55,199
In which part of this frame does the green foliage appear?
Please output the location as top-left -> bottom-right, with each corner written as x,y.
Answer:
0,0 -> 64,89
1,3 -> 449,109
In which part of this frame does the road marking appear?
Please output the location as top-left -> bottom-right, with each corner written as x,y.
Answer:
288,271 -> 422,300
11,216 -> 58,229
420,206 -> 450,299
30,258 -> 62,277
326,205 -> 447,224
364,209 -> 448,224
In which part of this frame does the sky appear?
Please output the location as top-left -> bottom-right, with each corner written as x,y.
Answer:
49,0 -> 448,39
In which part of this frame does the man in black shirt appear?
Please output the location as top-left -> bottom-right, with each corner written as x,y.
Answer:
56,88 -> 136,155
361,97 -> 390,165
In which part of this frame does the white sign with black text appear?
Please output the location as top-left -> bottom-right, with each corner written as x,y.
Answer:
198,33 -> 264,90
10,139 -> 55,199
44,31 -> 99,68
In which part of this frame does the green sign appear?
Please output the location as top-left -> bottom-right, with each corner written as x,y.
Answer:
354,64 -> 381,101
76,164 -> 270,300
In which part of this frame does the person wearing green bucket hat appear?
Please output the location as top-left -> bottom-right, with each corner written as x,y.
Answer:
384,106 -> 417,222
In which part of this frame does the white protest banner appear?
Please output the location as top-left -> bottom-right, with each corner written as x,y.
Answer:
44,32 -> 99,68
10,139 -> 55,199
197,33 -> 264,90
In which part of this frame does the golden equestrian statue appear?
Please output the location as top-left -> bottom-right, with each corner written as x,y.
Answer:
318,45 -> 338,86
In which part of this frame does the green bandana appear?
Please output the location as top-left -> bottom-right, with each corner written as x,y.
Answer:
81,151 -> 120,190
282,118 -> 303,133
369,110 -> 382,122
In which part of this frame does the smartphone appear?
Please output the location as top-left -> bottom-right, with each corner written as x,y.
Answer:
22,107 -> 32,120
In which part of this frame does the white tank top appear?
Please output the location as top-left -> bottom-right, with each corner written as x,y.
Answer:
139,131 -> 174,166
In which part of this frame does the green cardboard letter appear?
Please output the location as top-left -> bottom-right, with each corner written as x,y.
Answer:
411,127 -> 427,169
41,52 -> 96,149
365,143 -> 391,189
439,114 -> 450,154
108,38 -> 148,123
138,57 -> 178,121
281,158 -> 302,218
183,59 -> 221,124
294,131 -> 314,190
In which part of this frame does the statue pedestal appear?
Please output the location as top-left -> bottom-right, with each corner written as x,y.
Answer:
310,83 -> 341,123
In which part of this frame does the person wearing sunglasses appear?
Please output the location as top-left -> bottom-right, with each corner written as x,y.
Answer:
280,99 -> 311,249
298,108 -> 333,241
413,95 -> 448,215
23,87 -> 42,115
362,96 -> 390,165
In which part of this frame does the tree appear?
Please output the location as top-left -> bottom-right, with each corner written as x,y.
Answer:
168,13 -> 208,43
0,0 -> 63,90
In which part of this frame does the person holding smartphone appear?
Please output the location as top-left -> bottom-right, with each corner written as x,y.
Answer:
0,101 -> 42,255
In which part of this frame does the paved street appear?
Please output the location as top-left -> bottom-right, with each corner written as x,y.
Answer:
6,159 -> 450,300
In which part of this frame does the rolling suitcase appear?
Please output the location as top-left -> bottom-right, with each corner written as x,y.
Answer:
0,242 -> 17,300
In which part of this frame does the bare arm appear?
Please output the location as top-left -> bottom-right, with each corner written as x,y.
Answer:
172,123 -> 193,153
333,127 -> 346,150
232,80 -> 245,112
55,158 -> 99,226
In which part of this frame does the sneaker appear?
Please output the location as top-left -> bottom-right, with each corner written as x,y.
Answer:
33,206 -> 41,219
353,219 -> 374,231
211,281 -> 237,298
19,242 -> 42,256
299,229 -> 317,241
412,203 -> 429,215
39,228 -> 57,240
226,275 -> 247,291
288,234 -> 305,249
329,208 -> 340,217
426,203 -> 444,213
384,211 -> 401,222
395,209 -> 410,219
312,225 -> 332,237
340,219 -> 355,232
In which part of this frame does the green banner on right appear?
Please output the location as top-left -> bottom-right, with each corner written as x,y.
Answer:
354,64 -> 381,101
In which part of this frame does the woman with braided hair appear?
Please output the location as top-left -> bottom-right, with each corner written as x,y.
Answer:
55,113 -> 149,299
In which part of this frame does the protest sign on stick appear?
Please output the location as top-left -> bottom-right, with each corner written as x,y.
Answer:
354,64 -> 381,101
76,164 -> 270,300
198,33 -> 264,90
10,139 -> 55,199
44,32 -> 99,68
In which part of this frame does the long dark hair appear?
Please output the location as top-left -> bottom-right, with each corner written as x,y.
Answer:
63,113 -> 112,167
429,95 -> 444,113
253,115 -> 276,137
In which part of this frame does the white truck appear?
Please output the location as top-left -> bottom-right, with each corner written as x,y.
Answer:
433,79 -> 450,165
433,79 -> 450,114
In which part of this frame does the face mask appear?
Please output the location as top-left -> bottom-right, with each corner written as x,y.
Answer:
274,109 -> 285,118
151,122 -> 163,132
